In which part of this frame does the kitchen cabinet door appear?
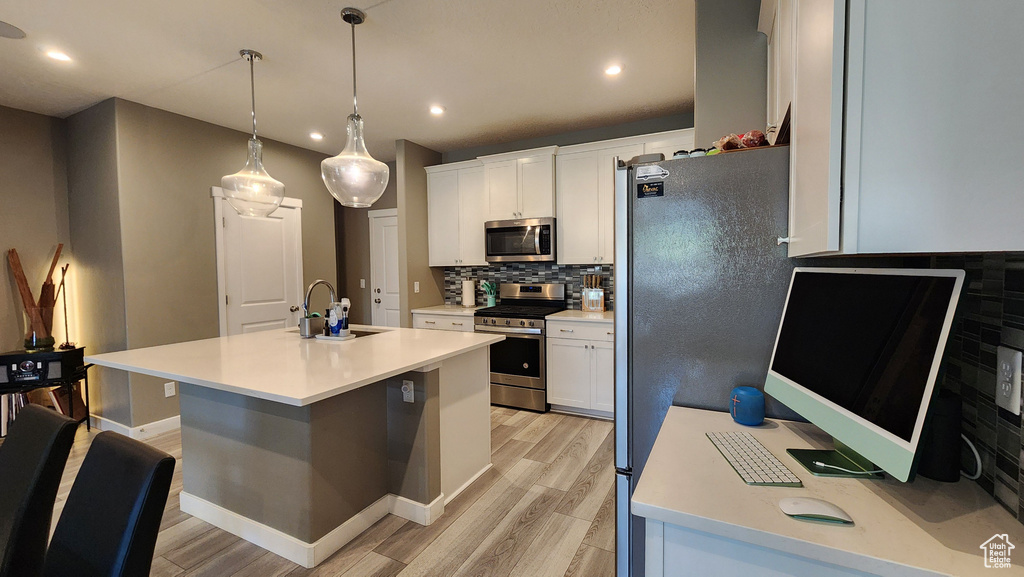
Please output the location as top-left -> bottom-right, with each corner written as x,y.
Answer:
643,130 -> 695,159
787,0 -> 844,257
591,340 -> 614,413
547,338 -> 591,409
427,171 -> 461,266
519,154 -> 555,218
766,0 -> 795,143
597,144 -> 642,263
458,167 -> 487,265
556,151 -> 601,264
485,160 -> 519,220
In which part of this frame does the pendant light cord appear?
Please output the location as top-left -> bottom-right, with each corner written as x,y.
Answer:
350,19 -> 359,117
249,54 -> 258,139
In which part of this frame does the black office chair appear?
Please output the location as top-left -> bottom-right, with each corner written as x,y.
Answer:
0,403 -> 79,577
42,431 -> 175,577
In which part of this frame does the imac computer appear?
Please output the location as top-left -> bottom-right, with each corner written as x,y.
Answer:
764,267 -> 965,482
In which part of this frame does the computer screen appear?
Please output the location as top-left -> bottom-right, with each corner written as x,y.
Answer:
765,267 -> 964,482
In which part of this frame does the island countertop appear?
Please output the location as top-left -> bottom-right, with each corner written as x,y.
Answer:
86,325 -> 503,407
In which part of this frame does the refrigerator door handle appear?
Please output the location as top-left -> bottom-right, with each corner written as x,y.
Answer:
614,160 -> 630,471
615,472 -> 632,577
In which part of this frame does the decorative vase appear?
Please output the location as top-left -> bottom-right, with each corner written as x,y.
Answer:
24,307 -> 55,352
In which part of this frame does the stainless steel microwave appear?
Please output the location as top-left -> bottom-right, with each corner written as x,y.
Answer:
484,217 -> 555,263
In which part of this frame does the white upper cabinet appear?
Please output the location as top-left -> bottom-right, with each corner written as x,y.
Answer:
556,142 -> 643,265
481,147 -> 557,220
642,130 -> 695,158
426,160 -> 487,267
762,0 -> 795,143
778,0 -> 1024,256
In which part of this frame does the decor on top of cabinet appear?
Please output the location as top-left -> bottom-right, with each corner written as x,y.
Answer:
7,245 -> 66,351
321,8 -> 390,208
221,50 -> 285,218
712,129 -> 768,152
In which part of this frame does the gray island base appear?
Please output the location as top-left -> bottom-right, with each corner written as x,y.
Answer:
86,326 -> 500,567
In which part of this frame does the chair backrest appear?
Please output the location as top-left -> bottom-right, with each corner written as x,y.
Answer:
0,404 -> 78,577
42,431 -> 175,577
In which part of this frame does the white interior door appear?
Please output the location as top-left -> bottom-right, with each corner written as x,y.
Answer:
369,209 -> 400,327
213,188 -> 303,335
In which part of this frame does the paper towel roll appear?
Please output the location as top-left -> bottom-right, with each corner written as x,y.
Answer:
462,280 -> 475,307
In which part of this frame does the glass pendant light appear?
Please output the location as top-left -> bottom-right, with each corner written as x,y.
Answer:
321,8 -> 389,208
221,49 -> 285,217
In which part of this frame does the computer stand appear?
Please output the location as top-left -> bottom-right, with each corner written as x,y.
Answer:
787,438 -> 885,479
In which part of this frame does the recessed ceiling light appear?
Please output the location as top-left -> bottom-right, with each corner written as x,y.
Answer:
46,50 -> 71,62
310,132 -> 324,141
429,105 -> 446,116
605,65 -> 622,76
0,21 -> 26,40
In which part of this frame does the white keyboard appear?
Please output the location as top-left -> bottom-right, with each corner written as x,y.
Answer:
707,431 -> 802,487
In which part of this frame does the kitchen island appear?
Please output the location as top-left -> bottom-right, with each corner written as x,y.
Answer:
86,325 -> 503,568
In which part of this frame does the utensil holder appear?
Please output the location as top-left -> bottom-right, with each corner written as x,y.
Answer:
581,288 -> 605,312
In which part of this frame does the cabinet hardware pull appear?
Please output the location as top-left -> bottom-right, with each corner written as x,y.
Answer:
776,236 -> 790,245
452,322 -> 463,326
607,331 -> 613,335
560,329 -> 573,332
425,320 -> 435,324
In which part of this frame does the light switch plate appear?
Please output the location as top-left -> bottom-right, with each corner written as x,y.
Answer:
164,381 -> 176,398
401,380 -> 415,403
414,281 -> 420,294
360,279 -> 366,289
996,346 -> 1022,415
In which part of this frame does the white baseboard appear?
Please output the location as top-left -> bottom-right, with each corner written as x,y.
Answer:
180,489 -> 445,568
445,463 -> 492,505
89,414 -> 181,440
391,492 -> 445,526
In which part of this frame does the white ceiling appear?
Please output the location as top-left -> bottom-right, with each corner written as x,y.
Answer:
0,0 -> 695,161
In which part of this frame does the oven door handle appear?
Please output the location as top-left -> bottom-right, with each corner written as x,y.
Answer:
475,327 -> 544,336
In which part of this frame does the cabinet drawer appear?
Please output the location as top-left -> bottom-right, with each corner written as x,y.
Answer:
413,313 -> 474,332
547,320 -> 614,342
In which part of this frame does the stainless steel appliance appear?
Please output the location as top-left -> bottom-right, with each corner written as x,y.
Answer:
614,147 -> 795,576
474,283 -> 566,411
484,217 -> 555,263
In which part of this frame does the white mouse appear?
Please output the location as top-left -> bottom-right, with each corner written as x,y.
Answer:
779,497 -> 853,525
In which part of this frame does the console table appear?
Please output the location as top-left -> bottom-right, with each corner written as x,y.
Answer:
632,406 -> 1024,576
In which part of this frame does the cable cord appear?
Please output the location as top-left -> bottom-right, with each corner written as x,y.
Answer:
811,461 -> 884,475
961,434 -> 982,480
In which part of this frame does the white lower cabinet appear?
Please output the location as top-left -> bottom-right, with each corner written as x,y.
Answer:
546,319 -> 613,415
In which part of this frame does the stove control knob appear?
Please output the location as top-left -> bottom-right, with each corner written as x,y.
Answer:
528,321 -> 535,327
520,320 -> 525,326
505,319 -> 511,325
491,319 -> 497,325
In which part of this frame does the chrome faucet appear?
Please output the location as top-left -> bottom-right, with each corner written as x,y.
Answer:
303,279 -> 337,317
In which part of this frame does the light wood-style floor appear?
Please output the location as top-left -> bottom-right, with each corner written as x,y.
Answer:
52,407 -> 616,577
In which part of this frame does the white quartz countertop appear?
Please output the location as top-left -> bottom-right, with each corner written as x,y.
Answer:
85,326 -> 503,407
546,310 -> 614,323
411,304 -> 481,317
632,406 -> 1024,576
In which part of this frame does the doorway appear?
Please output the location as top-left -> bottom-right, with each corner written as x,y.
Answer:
368,208 -> 400,327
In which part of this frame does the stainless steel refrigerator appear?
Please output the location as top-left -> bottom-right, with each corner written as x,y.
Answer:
613,146 -> 798,576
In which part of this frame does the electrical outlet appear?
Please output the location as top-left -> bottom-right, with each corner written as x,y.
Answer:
164,381 -> 176,398
401,380 -> 415,403
414,281 -> 420,293
360,279 -> 366,289
996,346 -> 1022,415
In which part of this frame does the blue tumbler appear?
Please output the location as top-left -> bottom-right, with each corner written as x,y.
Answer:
729,386 -> 765,426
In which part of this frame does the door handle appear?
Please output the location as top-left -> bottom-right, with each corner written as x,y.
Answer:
375,298 -> 382,304
289,306 -> 300,312
375,288 -> 381,294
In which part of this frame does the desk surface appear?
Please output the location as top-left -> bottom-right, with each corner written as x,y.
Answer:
632,406 -> 1024,576
86,326 -> 502,407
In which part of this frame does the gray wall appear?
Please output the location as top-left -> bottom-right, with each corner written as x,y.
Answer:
396,140 -> 445,328
67,98 -> 336,427
1,105 -> 72,351
694,0 -> 767,147
442,113 -> 695,164
66,100 -> 134,425
335,161 -> 398,325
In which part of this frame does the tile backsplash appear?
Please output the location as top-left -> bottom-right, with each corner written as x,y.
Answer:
933,253 -> 1024,521
443,263 -> 613,310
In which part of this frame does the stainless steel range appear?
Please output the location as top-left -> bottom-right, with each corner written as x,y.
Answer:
474,283 -> 566,412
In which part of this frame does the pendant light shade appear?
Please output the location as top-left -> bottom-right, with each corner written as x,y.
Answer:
222,49 -> 284,218
321,8 -> 389,208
